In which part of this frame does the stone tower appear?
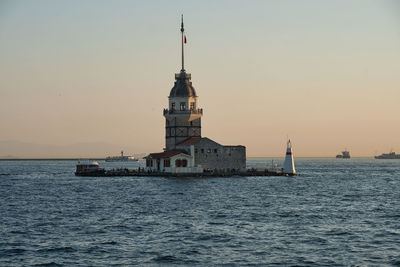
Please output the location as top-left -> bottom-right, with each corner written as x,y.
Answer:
164,16 -> 203,150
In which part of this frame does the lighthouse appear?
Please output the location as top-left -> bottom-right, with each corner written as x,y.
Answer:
164,15 -> 203,151
283,139 -> 296,175
145,16 -> 246,173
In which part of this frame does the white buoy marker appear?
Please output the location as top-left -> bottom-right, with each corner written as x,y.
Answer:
283,139 -> 296,175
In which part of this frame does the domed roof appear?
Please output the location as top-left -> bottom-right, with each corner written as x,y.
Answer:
169,71 -> 197,98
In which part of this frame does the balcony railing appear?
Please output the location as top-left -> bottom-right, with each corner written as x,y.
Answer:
175,73 -> 191,79
163,108 -> 203,115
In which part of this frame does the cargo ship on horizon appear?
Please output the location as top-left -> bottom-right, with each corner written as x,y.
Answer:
105,151 -> 138,162
375,151 -> 400,159
336,150 -> 350,159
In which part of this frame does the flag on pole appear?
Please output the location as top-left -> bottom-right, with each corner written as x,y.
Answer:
184,35 -> 187,44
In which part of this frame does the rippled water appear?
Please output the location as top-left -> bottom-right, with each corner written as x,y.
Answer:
1,158 -> 399,266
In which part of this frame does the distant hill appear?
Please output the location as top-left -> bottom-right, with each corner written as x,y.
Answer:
0,140 -> 147,159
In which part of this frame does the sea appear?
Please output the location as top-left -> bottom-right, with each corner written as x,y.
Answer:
0,158 -> 399,266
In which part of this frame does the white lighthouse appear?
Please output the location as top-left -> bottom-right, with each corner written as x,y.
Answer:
283,139 -> 296,175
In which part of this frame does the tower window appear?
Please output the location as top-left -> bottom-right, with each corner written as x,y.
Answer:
171,102 -> 175,110
190,102 -> 195,110
180,102 -> 186,111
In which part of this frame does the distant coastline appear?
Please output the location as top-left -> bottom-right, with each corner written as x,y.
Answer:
0,156 -> 376,160
0,158 -> 107,161
0,140 -> 145,160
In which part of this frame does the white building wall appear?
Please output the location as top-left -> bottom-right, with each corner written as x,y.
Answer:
146,153 -> 202,173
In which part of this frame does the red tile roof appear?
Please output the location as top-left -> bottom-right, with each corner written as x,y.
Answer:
146,150 -> 188,159
176,137 -> 202,146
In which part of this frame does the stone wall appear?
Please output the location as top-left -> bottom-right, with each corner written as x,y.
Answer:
165,115 -> 201,150
190,138 -> 246,170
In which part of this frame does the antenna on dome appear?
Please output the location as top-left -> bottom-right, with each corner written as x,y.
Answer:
181,14 -> 185,72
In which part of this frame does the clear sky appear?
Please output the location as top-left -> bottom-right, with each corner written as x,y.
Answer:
0,0 -> 399,157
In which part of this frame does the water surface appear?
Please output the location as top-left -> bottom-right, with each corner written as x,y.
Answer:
1,158 -> 399,266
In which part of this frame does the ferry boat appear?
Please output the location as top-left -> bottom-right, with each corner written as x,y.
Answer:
336,150 -> 350,159
105,151 -> 138,162
375,151 -> 400,159
75,161 -> 105,176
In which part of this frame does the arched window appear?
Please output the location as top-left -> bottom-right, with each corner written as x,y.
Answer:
175,159 -> 181,167
171,102 -> 175,110
182,159 -> 187,167
180,102 -> 186,111
164,159 -> 170,167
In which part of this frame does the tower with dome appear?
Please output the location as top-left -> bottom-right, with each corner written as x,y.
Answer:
145,16 -> 246,173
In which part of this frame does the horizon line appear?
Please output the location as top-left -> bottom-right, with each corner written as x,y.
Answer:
0,156 -> 378,161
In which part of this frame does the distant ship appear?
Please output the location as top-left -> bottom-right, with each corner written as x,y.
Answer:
105,151 -> 138,162
336,150 -> 350,159
375,151 -> 400,159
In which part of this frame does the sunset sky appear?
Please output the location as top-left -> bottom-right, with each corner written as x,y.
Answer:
0,0 -> 399,157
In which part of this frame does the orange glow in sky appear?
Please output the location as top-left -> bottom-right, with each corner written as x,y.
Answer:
0,1 -> 399,157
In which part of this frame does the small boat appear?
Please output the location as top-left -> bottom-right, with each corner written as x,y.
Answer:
375,151 -> 400,159
105,151 -> 138,162
75,161 -> 105,176
336,150 -> 350,159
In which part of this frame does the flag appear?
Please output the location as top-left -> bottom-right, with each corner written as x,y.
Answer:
184,35 -> 187,44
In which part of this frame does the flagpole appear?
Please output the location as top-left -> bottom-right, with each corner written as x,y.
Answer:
181,14 -> 184,72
